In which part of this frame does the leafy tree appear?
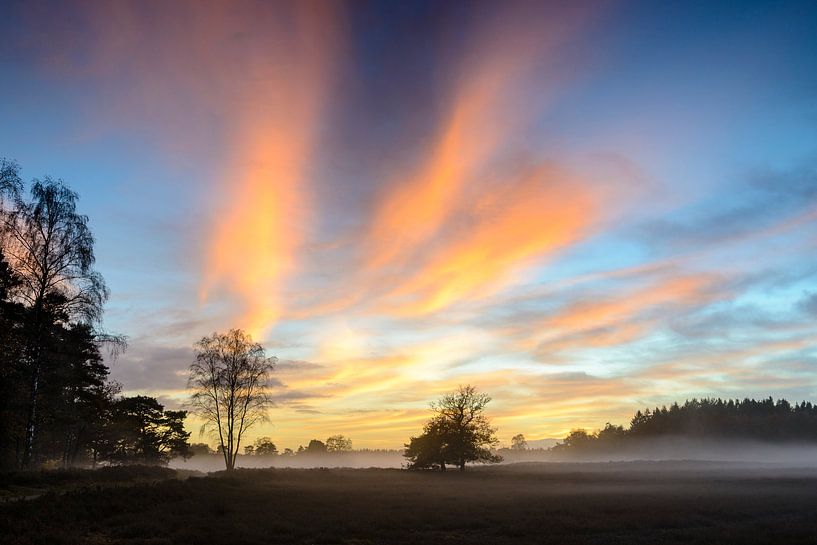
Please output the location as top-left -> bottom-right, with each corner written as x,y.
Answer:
100,396 -> 190,465
0,253 -> 27,468
254,436 -> 278,455
187,329 -> 276,470
189,442 -> 214,457
34,322 -> 114,467
326,434 -> 352,453
305,439 -> 327,453
511,433 -> 528,450
0,162 -> 172,471
0,176 -> 111,467
432,385 -> 501,470
405,385 -> 501,471
0,253 -> 118,469
596,423 -> 626,446
404,417 -> 450,470
558,429 -> 594,450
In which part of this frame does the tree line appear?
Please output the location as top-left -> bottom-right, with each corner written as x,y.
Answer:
0,160 -> 189,469
553,397 -> 817,453
190,434 -> 358,457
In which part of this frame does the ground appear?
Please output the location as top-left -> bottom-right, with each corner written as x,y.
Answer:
3,462 -> 817,544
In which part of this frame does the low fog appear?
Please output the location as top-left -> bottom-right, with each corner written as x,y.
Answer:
506,437 -> 817,466
172,438 -> 817,473
171,451 -> 407,472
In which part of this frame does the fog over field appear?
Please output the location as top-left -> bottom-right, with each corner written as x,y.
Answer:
535,438 -> 817,465
171,439 -> 817,472
171,451 -> 407,472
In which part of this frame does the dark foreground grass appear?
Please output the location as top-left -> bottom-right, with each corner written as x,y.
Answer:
3,462 -> 817,544
0,465 -> 184,502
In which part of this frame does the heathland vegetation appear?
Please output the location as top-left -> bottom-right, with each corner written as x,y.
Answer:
6,464 -> 817,544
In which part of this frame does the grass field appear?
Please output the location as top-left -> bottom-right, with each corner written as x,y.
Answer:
3,462 -> 817,544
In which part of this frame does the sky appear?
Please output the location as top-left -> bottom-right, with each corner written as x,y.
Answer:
1,0 -> 816,450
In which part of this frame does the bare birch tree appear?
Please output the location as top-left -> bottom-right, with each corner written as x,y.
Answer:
187,329 -> 276,470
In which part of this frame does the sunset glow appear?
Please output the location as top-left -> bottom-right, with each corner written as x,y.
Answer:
2,0 -> 816,450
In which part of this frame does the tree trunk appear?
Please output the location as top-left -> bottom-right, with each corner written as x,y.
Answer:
22,311 -> 45,469
459,459 -> 465,471
22,363 -> 40,469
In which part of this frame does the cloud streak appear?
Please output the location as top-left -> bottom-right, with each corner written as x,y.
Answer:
6,1 -> 817,449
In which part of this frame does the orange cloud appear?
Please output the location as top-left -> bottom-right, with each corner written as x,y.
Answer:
547,275 -> 719,332
494,272 -> 727,357
384,165 -> 600,315
195,4 -> 341,337
31,2 -> 343,338
365,68 -> 512,272
358,7 -> 596,315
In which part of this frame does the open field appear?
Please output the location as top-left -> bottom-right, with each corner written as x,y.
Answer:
4,462 -> 817,544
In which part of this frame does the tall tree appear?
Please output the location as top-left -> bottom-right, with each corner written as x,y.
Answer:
0,176 -> 109,467
188,329 -> 276,470
34,322 -> 112,467
0,253 -> 27,468
0,160 -> 25,467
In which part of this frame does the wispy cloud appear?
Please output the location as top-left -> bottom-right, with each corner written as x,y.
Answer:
6,1 -> 817,449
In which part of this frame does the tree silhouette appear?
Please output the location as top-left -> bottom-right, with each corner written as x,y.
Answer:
405,385 -> 501,471
189,442 -> 213,457
305,439 -> 327,453
326,434 -> 352,453
1,176 -> 111,467
0,252 -> 26,467
404,417 -> 450,470
511,433 -> 528,450
0,161 -> 185,470
553,397 -> 817,453
253,436 -> 278,455
187,329 -> 276,470
99,396 -> 191,465
37,322 -> 113,467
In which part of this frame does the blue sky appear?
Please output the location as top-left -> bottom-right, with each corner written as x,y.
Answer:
1,0 -> 816,448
